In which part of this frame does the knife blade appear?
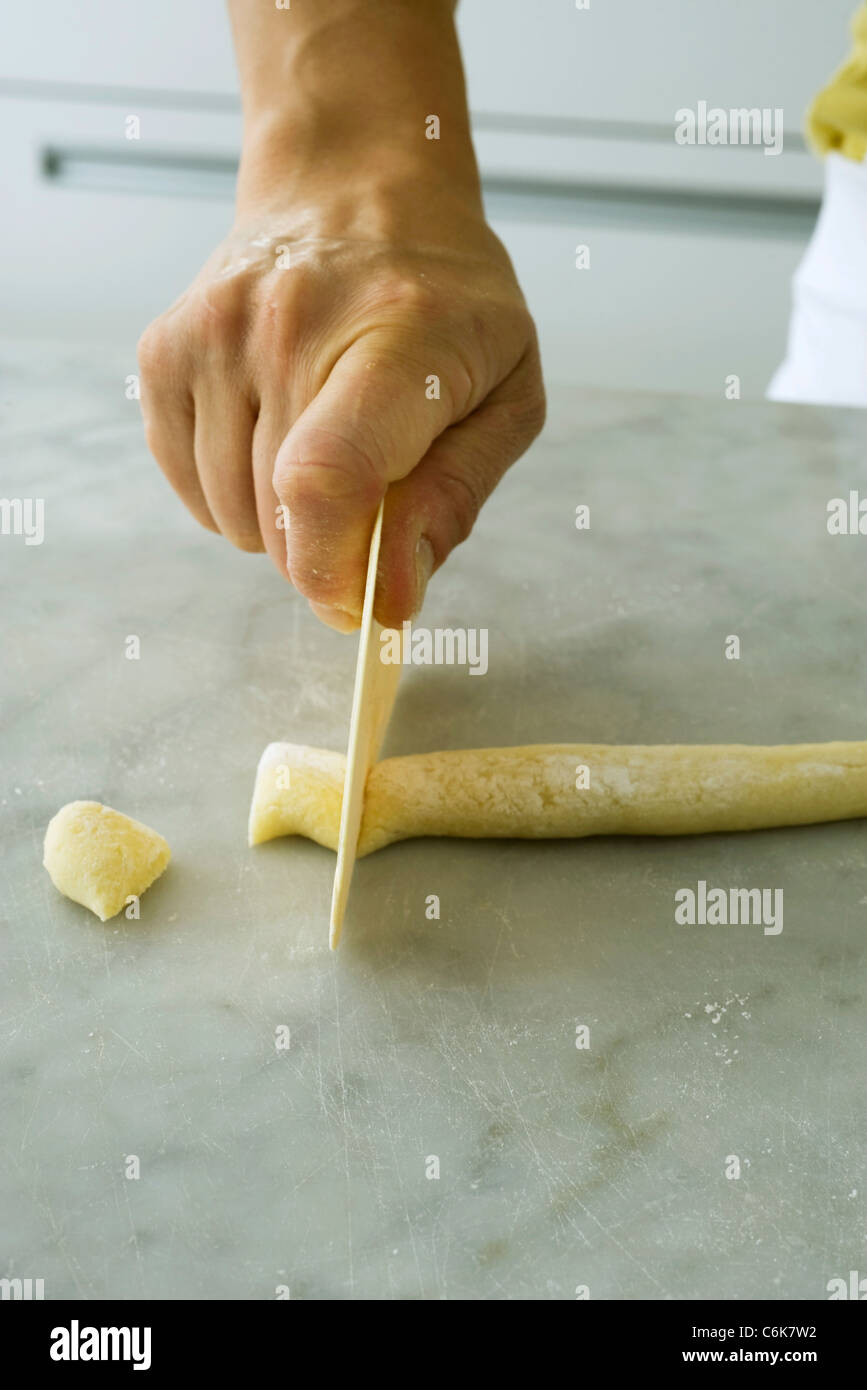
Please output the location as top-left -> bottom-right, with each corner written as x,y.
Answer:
329,498 -> 402,948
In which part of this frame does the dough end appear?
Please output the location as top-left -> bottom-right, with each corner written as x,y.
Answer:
43,800 -> 171,922
248,743 -> 346,850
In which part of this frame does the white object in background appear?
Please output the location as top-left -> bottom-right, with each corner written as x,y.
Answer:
769,152 -> 867,409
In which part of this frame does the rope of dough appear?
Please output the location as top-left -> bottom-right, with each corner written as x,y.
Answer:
248,741 -> 867,857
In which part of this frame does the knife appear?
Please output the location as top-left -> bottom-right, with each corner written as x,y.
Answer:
329,498 -> 402,948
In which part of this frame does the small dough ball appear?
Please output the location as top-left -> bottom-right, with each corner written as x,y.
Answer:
43,801 -> 171,921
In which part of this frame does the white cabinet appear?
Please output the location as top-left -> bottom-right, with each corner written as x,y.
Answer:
0,96 -> 241,337
458,0 -> 853,126
0,0 -> 238,94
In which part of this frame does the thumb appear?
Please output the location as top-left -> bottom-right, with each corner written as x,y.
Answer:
273,332 -> 469,627
376,351 -> 545,628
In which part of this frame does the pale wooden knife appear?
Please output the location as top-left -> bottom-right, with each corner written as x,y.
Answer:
329,498 -> 402,948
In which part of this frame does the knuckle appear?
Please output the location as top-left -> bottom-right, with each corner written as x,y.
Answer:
492,375 -> 547,446
254,278 -> 306,355
520,381 -> 547,439
188,282 -> 247,350
255,297 -> 294,356
136,321 -> 170,377
435,468 -> 485,543
372,271 -> 442,319
274,429 -> 384,508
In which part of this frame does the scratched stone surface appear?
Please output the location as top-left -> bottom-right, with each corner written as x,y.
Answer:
1,339 -> 865,1300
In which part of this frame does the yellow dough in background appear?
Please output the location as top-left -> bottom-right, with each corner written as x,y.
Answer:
43,801 -> 171,921
248,740 -> 867,856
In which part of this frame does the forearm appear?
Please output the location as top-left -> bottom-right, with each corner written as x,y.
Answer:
228,0 -> 482,218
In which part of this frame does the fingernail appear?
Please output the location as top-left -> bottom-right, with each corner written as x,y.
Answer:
309,602 -> 360,633
413,536 -> 435,617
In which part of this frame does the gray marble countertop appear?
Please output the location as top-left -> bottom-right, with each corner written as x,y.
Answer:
1,340 -> 865,1301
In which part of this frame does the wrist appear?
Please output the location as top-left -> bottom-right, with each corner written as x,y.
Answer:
236,118 -> 482,223
231,0 -> 481,222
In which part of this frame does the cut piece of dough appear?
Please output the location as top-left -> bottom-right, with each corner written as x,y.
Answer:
44,801 -> 171,921
249,740 -> 867,857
